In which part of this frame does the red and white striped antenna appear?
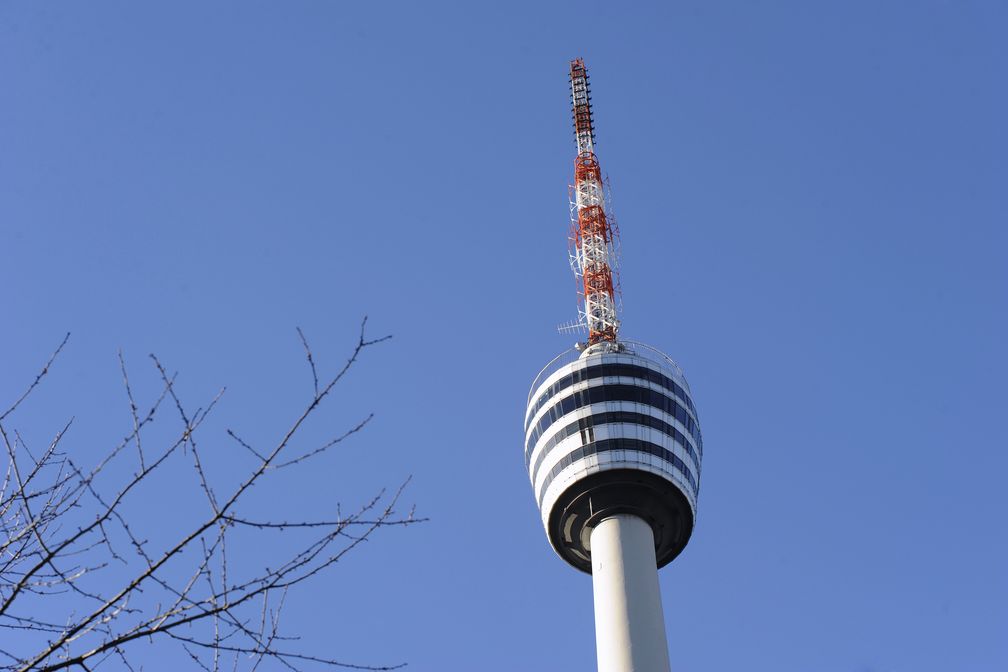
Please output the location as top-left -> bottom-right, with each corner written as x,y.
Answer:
567,58 -> 621,345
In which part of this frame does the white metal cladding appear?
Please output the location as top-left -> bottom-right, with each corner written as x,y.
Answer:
532,422 -> 697,500
523,355 -> 700,452
524,347 -> 702,534
527,341 -> 691,408
525,384 -> 700,468
535,431 -> 699,519
524,372 -> 701,474
527,400 -> 701,489
539,453 -> 698,533
524,371 -> 699,443
524,351 -> 701,456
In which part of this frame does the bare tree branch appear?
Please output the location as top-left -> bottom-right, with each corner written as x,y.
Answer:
0,333 -> 70,423
295,327 -> 319,400
1,319 -> 417,671
117,351 -> 145,472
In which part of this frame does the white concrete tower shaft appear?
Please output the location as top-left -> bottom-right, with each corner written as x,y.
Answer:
591,514 -> 671,672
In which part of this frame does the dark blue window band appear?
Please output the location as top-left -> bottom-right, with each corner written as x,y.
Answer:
536,437 -> 698,509
525,383 -> 702,465
528,411 -> 701,482
526,362 -> 697,431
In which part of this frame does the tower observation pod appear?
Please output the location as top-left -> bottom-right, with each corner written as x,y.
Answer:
524,59 -> 703,672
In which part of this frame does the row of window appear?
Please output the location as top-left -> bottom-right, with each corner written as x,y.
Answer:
537,437 -> 699,509
526,361 -> 697,430
525,384 -> 703,461
527,411 -> 702,484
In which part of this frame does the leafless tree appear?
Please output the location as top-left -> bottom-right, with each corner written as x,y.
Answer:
0,320 -> 422,671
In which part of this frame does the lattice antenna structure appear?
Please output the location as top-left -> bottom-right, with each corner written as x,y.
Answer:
568,58 -> 621,345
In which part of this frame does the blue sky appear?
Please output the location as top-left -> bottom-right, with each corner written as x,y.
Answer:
1,2 -> 1005,670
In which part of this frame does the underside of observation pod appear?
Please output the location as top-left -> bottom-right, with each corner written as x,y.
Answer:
525,341 -> 703,574
547,469 -> 694,573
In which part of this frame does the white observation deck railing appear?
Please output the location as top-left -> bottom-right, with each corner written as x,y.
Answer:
527,340 -> 691,407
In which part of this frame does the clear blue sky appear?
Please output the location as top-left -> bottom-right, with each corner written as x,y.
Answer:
2,2 -> 1005,670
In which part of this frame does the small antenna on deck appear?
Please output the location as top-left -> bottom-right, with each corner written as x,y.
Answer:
557,319 -> 587,336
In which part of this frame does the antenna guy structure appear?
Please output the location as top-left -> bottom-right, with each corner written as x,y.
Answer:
524,59 -> 703,672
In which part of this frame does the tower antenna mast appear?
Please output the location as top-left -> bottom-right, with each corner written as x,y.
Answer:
569,58 -> 620,345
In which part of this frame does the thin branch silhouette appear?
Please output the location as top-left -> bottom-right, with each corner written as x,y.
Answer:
0,320 -> 421,671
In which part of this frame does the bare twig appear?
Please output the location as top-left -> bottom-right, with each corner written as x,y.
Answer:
296,327 -> 319,399
117,351 -> 145,471
0,333 -> 69,423
1,319 -> 416,672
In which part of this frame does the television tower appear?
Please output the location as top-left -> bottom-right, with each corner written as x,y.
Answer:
524,59 -> 703,672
